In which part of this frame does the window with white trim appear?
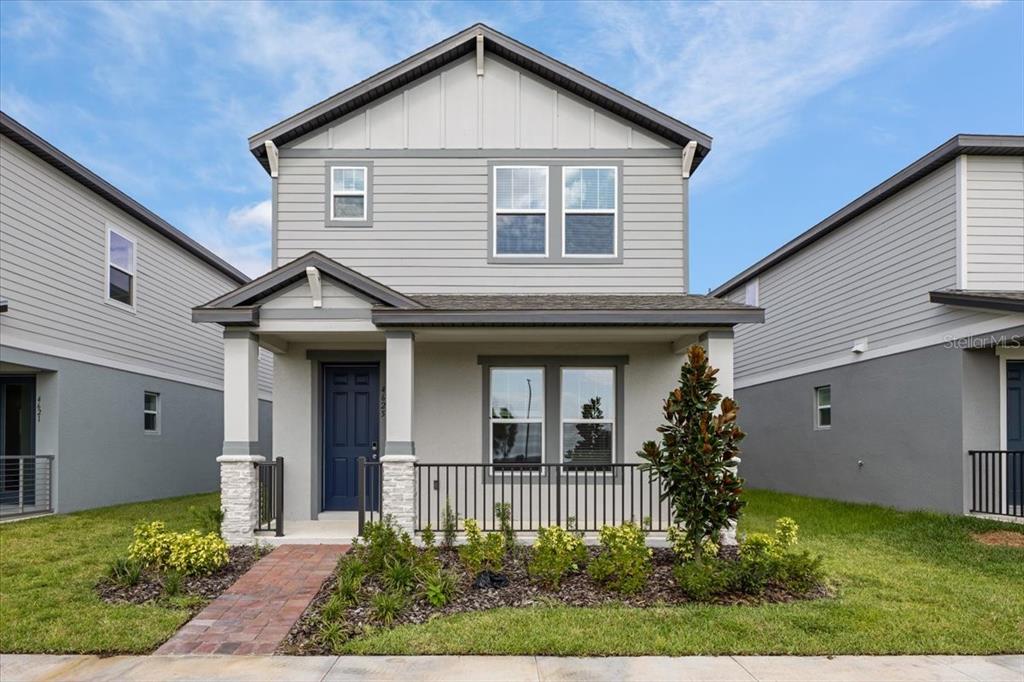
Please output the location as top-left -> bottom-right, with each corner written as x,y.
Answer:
561,368 -> 615,465
330,166 -> 368,221
493,166 -> 548,256
489,367 -> 544,464
107,228 -> 135,307
144,391 -> 160,434
814,385 -> 831,429
562,166 -> 617,256
744,277 -> 759,306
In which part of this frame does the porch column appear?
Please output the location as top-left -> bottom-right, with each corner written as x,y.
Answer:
217,330 -> 263,545
382,331 -> 416,534
700,329 -> 739,546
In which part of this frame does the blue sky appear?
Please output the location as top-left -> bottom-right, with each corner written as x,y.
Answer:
1,1 -> 1021,291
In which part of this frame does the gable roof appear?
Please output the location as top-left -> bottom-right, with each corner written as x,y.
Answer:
929,289 -> 1024,314
248,23 -> 712,173
711,134 -> 1024,297
0,111 -> 249,285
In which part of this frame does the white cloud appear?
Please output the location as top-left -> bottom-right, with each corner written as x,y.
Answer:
182,201 -> 272,278
226,199 -> 272,236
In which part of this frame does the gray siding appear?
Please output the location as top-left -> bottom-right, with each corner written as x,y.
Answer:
964,155 -> 1024,290
0,134 -> 272,395
729,161 -> 1003,382
275,155 -> 686,293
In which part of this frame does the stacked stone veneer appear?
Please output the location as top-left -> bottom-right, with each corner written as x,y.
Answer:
381,455 -> 416,535
218,454 -> 263,545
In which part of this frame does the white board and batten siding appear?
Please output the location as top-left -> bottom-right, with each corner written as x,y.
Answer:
277,54 -> 687,294
728,160 -> 1013,386
0,134 -> 273,395
964,155 -> 1024,291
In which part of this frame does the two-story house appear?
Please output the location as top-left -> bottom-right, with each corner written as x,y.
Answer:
713,135 -> 1024,518
193,24 -> 762,543
0,112 -> 273,517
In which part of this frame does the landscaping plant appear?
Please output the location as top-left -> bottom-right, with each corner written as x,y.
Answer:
494,503 -> 516,548
106,557 -> 143,588
381,556 -> 417,594
161,569 -> 183,597
370,591 -> 405,626
666,525 -> 719,563
638,344 -> 745,565
127,521 -> 229,576
587,522 -> 653,593
421,523 -> 436,549
442,499 -> 458,548
419,568 -> 460,607
458,518 -> 506,575
528,525 -> 586,587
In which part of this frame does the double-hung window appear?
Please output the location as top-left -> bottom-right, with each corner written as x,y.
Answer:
493,166 -> 548,256
107,228 -> 135,308
144,391 -> 160,434
330,166 -> 368,221
489,367 -> 544,465
561,368 -> 615,466
814,385 -> 831,429
563,166 -> 617,256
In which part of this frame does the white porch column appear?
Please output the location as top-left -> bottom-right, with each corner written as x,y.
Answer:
700,329 -> 739,546
217,330 -> 263,545
382,331 -> 416,534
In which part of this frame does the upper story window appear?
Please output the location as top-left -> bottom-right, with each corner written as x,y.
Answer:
106,228 -> 135,309
493,166 -> 548,257
331,167 -> 367,220
563,167 -> 617,256
814,385 -> 831,430
489,367 -> 544,465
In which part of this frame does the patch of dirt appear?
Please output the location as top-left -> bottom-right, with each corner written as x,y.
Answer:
279,545 -> 831,655
95,545 -> 270,611
972,530 -> 1024,548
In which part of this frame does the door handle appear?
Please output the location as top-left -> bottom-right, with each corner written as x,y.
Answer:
371,442 -> 379,460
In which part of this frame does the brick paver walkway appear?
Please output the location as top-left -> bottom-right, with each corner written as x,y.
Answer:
155,544 -> 347,655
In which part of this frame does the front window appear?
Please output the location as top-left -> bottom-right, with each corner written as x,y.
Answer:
561,368 -> 615,465
493,166 -> 548,256
489,367 -> 544,465
144,391 -> 160,434
563,167 -> 617,256
814,385 -> 831,429
107,228 -> 135,307
330,166 -> 367,221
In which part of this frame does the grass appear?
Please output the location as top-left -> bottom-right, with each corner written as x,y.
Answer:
0,492 -> 218,654
339,490 -> 1024,656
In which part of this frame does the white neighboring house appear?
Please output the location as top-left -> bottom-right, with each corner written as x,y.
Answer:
713,135 -> 1024,519
192,24 -> 763,543
0,112 -> 272,518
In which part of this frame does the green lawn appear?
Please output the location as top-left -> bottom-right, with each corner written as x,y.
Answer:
340,491 -> 1024,656
0,493 -> 218,654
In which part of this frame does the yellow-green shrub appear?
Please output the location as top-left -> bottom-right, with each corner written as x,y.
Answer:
458,518 -> 505,574
528,526 -> 586,587
587,522 -> 652,593
128,521 -> 229,576
666,525 -> 720,563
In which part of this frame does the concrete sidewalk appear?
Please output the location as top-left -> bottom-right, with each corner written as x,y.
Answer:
1,654 -> 1020,681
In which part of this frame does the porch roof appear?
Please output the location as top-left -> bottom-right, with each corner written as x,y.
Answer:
929,289 -> 1024,314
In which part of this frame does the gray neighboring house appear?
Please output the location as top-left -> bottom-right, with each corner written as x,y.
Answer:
712,135 -> 1024,517
0,112 -> 272,517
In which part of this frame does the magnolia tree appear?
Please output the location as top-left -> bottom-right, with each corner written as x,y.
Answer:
638,344 -> 745,564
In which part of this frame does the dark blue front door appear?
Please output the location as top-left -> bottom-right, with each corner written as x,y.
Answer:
1008,361 -> 1023,506
323,365 -> 380,511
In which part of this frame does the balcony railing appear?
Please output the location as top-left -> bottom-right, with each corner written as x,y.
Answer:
0,455 -> 54,519
968,450 -> 1023,518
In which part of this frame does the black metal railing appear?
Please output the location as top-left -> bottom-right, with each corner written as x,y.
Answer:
255,456 -> 284,536
414,463 -> 670,533
968,450 -> 1023,518
0,455 -> 54,519
357,457 -> 383,536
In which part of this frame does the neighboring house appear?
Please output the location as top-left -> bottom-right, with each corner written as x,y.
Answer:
193,24 -> 762,543
712,135 -> 1024,517
0,112 -> 273,517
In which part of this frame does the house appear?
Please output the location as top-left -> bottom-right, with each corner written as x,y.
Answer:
192,24 -> 762,543
712,135 -> 1024,518
0,112 -> 273,517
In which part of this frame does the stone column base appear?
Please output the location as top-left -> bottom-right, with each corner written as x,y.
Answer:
217,454 -> 264,545
380,454 -> 416,535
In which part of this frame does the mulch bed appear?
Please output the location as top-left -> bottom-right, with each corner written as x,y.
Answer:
95,545 -> 269,611
280,545 -> 831,655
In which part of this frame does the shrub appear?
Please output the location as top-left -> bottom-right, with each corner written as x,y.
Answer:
420,568 -> 460,607
189,505 -> 225,535
335,571 -> 365,606
321,592 -> 349,621
494,503 -> 516,548
318,619 -> 348,650
128,522 -> 228,576
356,516 -> 416,574
666,525 -> 720,563
734,517 -> 822,595
459,518 -> 506,574
442,500 -> 458,549
162,569 -> 183,597
421,523 -> 436,549
587,522 -> 652,594
638,344 -> 745,565
528,526 -> 586,587
776,551 -> 825,594
673,559 -> 733,601
370,591 -> 405,626
128,521 -> 175,569
106,557 -> 143,588
381,556 -> 416,594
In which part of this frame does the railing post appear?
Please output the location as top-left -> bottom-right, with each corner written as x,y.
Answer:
357,457 -> 366,536
275,457 -> 284,537
555,464 -> 562,527
18,458 -> 24,515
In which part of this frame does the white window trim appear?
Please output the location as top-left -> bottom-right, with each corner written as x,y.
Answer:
144,391 -> 161,435
105,226 -> 137,313
329,166 -> 368,222
559,367 -> 616,466
492,165 -> 549,258
488,367 -> 545,464
744,276 -> 760,306
814,385 -> 831,430
561,165 -> 618,258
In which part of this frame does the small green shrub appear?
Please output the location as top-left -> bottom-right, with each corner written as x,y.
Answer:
442,500 -> 458,549
732,517 -> 822,595
188,505 -> 225,535
162,569 -> 183,597
321,592 -> 349,621
318,619 -> 349,650
336,555 -> 368,582
127,521 -> 228,576
587,522 -> 652,594
381,556 -> 416,594
356,516 -> 416,574
494,503 -> 515,548
666,525 -> 720,563
673,559 -> 733,600
335,571 -> 365,606
528,526 -> 586,587
106,557 -> 143,588
775,550 -> 825,594
420,568 -> 460,607
458,518 -> 506,574
370,591 -> 405,626
421,524 -> 436,549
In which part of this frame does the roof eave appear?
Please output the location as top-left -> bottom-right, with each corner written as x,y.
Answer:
929,291 -> 1024,313
371,308 -> 765,327
191,306 -> 260,325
